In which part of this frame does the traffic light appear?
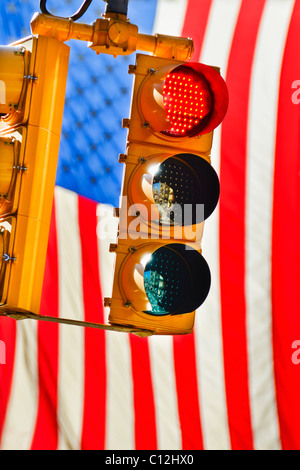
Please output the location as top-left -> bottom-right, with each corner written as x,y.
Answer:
105,53 -> 228,335
0,35 -> 69,316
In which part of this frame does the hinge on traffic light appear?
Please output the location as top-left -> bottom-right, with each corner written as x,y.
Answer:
118,153 -> 127,163
13,165 -> 28,172
2,254 -> 16,262
104,297 -> 112,307
109,243 -> 118,252
128,65 -> 137,74
113,207 -> 120,217
122,118 -> 130,129
24,75 -> 38,81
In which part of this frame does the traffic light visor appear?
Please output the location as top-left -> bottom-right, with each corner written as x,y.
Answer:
140,62 -> 228,137
0,133 -> 22,217
0,45 -> 28,119
0,217 -> 14,304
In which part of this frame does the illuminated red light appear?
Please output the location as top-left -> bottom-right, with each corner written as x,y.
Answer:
140,60 -> 228,138
162,65 -> 213,137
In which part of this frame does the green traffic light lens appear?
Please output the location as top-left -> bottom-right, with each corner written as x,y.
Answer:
152,153 -> 220,226
144,245 -> 189,315
143,243 -> 211,316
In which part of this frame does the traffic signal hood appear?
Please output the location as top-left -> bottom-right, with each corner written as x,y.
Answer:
106,53 -> 229,335
0,35 -> 69,316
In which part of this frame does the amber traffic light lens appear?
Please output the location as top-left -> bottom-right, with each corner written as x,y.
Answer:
144,243 -> 211,315
152,153 -> 220,225
162,65 -> 213,137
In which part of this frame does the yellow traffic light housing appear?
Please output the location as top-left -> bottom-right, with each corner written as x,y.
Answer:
106,53 -> 228,335
0,4 -> 230,337
0,35 -> 69,316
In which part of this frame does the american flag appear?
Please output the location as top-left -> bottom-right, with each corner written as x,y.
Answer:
0,0 -> 300,450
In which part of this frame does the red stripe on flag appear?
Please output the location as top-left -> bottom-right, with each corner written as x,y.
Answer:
0,317 -> 16,446
31,200 -> 59,450
272,0 -> 300,451
78,196 -> 107,450
181,0 -> 212,61
219,0 -> 266,450
130,335 -> 157,450
173,333 -> 203,450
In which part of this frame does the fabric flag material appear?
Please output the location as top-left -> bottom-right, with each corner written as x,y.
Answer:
0,0 -> 300,450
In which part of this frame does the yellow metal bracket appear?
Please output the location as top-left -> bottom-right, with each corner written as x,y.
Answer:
0,308 -> 153,337
30,11 -> 194,60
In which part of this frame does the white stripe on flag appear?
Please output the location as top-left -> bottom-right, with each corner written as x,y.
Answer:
194,0 -> 242,450
96,204 -> 135,450
105,332 -> 135,450
149,335 -> 181,450
55,187 -> 85,449
153,0 -> 188,36
96,203 -> 118,324
0,320 -> 38,450
245,0 -> 295,450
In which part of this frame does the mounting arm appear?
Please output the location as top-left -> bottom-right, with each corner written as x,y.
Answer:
30,11 -> 194,61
